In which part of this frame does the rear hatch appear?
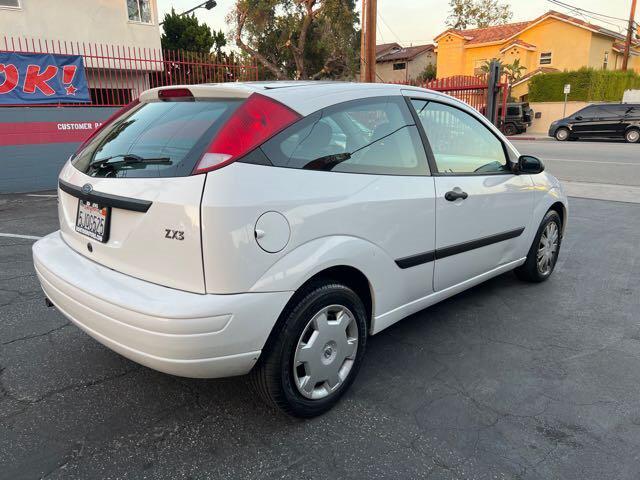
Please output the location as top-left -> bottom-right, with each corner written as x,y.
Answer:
57,89 -> 244,293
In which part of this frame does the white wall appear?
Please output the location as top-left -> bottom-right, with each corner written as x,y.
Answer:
0,0 -> 161,52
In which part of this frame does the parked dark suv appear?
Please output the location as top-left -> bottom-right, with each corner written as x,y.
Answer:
499,102 -> 533,136
548,103 -> 640,143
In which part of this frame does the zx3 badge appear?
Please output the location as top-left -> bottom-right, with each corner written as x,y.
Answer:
165,229 -> 184,241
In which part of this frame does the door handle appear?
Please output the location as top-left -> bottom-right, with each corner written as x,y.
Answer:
445,190 -> 468,201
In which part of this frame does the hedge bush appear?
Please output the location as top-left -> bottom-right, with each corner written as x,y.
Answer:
528,68 -> 640,102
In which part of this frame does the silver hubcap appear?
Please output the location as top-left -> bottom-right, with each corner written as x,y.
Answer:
557,129 -> 568,140
293,305 -> 359,400
628,130 -> 639,142
537,221 -> 559,275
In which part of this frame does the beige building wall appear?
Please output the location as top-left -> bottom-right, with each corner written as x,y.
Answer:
0,0 -> 161,52
528,101 -> 590,134
377,51 -> 436,83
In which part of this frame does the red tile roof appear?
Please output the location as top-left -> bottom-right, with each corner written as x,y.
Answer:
435,10 -> 640,47
512,67 -> 559,86
377,44 -> 435,63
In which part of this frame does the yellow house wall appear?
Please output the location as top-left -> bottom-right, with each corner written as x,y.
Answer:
515,18 -> 593,72
435,35 -> 467,78
588,34 -> 613,70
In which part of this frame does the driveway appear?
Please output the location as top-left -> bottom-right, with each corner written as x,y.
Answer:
1,193 -> 639,479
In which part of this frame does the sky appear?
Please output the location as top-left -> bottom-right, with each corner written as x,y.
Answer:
156,0 -> 637,48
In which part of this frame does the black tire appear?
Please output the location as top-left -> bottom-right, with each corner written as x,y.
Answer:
503,123 -> 518,136
515,210 -> 562,283
250,281 -> 368,418
625,128 -> 640,144
554,127 -> 570,141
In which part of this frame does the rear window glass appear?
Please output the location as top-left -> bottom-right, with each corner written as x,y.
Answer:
72,99 -> 242,178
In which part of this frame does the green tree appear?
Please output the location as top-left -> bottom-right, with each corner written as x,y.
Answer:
446,0 -> 512,30
212,29 -> 227,60
417,63 -> 437,82
480,57 -> 502,73
230,0 -> 360,80
161,8 -> 215,53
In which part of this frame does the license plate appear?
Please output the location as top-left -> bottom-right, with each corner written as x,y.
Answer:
75,200 -> 110,243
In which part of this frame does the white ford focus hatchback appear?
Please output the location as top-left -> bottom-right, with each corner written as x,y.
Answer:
33,82 -> 567,417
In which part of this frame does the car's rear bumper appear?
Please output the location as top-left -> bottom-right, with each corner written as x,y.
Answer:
32,232 -> 292,378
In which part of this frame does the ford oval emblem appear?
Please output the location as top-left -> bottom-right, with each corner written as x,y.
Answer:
81,183 -> 93,194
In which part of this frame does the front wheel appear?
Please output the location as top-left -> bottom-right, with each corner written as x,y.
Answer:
555,127 -> 570,141
250,281 -> 368,417
503,123 -> 518,136
515,210 -> 562,282
625,128 -> 640,143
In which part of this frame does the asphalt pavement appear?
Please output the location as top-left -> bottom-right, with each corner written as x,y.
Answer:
514,139 -> 640,187
1,192 -> 640,479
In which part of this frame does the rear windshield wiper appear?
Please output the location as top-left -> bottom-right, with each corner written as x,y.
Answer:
302,152 -> 352,171
89,154 -> 172,169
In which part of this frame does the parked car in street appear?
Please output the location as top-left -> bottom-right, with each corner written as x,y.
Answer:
549,103 -> 640,142
499,102 -> 533,136
33,82 -> 568,417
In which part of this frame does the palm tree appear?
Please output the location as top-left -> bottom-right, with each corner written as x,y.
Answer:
503,58 -> 527,99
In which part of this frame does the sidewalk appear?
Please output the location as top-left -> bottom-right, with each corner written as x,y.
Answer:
506,133 -> 553,141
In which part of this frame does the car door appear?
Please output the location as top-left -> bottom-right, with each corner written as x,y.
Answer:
407,97 -> 534,291
571,105 -> 605,137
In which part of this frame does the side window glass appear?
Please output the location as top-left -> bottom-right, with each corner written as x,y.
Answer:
261,97 -> 429,176
411,100 -> 509,175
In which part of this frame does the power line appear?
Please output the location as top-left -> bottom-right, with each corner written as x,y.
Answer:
546,0 -> 630,33
548,0 -> 631,23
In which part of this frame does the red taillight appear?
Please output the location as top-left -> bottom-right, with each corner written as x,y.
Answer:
193,93 -> 301,174
75,99 -> 140,153
158,88 -> 194,100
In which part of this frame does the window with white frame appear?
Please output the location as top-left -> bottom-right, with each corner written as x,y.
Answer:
393,62 -> 406,71
540,52 -> 552,65
0,0 -> 21,7
127,0 -> 152,23
603,51 -> 609,70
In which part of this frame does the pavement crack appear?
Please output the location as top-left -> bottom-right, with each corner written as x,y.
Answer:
1,322 -> 70,346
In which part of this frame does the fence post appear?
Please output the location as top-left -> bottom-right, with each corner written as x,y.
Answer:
485,60 -> 502,125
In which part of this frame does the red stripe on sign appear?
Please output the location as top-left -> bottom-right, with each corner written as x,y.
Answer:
0,121 -> 103,146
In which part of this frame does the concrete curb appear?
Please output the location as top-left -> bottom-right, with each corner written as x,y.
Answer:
507,136 -> 553,141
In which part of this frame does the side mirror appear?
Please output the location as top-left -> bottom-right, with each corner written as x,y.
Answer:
575,115 -> 583,121
516,155 -> 545,174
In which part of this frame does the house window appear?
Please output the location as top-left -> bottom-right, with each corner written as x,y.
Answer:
0,0 -> 21,7
603,51 -> 609,70
540,52 -> 552,65
393,62 -> 406,71
127,0 -> 152,24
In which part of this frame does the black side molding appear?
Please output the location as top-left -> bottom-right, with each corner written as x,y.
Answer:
58,179 -> 152,213
395,251 -> 436,269
436,227 -> 525,260
395,227 -> 525,269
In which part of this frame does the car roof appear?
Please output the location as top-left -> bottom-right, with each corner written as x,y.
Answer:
139,81 -> 477,118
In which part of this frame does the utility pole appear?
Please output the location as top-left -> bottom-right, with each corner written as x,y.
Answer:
622,0 -> 637,71
360,0 -> 377,82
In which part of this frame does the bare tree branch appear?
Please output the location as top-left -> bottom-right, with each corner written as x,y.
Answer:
234,6 -> 286,79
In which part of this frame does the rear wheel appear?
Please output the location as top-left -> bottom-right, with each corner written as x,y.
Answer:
250,281 -> 367,418
515,210 -> 562,282
625,128 -> 640,143
555,127 -> 570,141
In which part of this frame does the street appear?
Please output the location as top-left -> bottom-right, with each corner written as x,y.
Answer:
515,139 -> 640,187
